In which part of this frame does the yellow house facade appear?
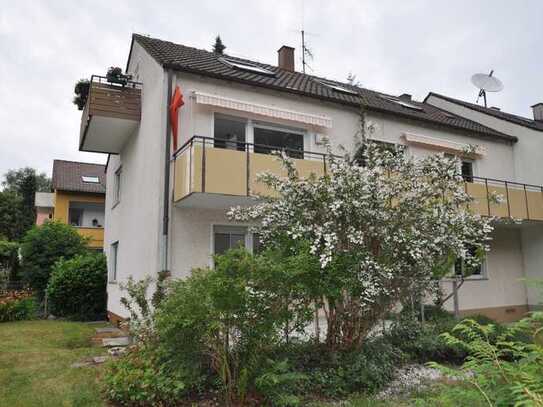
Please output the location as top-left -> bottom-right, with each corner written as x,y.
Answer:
50,160 -> 106,249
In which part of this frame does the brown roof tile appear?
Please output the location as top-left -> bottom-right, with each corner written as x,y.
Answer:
52,160 -> 106,194
131,34 -> 516,144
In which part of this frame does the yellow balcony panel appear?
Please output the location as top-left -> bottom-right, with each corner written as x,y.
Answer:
173,136 -> 326,208
79,75 -> 142,154
465,177 -> 543,221
76,227 -> 104,249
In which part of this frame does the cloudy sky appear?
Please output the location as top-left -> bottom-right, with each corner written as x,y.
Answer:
1,1 -> 542,178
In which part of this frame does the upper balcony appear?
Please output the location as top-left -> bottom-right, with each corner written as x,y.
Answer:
173,136 -> 326,208
79,75 -> 142,154
172,136 -> 543,222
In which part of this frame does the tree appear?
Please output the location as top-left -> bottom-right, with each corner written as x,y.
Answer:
212,35 -> 226,54
73,79 -> 90,110
0,191 -> 24,241
229,120 -> 493,351
20,221 -> 88,298
1,167 -> 51,240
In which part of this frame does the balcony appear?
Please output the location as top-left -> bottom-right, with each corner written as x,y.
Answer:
465,176 -> 543,221
79,75 -> 142,154
173,136 -> 327,208
172,137 -> 543,221
76,227 -> 104,249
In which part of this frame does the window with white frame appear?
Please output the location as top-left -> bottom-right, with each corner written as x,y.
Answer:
253,123 -> 304,159
213,225 -> 247,255
109,241 -> 119,283
454,245 -> 486,279
113,167 -> 122,206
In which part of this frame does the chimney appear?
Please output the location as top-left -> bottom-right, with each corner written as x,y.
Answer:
399,93 -> 412,101
532,103 -> 543,121
277,45 -> 295,72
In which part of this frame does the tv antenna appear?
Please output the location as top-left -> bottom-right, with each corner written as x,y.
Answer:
471,70 -> 503,107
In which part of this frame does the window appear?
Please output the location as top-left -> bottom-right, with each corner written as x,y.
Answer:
356,139 -> 403,167
252,233 -> 263,254
68,207 -> 83,226
454,245 -> 485,279
379,95 -> 424,111
220,57 -> 275,76
213,226 -> 247,255
214,116 -> 246,151
253,126 -> 304,159
82,175 -> 100,183
110,242 -> 119,283
113,167 -> 122,206
314,79 -> 359,95
461,160 -> 474,182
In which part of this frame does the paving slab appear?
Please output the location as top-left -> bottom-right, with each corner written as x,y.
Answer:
102,337 -> 131,347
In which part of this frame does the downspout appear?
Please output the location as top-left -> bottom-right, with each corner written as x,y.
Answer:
161,69 -> 173,274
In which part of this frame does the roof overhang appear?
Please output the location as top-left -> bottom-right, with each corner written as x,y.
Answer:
401,132 -> 487,157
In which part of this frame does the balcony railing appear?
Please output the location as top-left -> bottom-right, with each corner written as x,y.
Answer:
172,136 -> 543,221
172,136 -> 327,202
79,75 -> 142,154
464,175 -> 543,221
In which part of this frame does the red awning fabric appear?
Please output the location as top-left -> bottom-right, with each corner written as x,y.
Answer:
169,86 -> 185,151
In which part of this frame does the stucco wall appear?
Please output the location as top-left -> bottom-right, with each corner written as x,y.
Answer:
441,225 -> 527,312
520,223 -> 543,307
104,41 -> 167,318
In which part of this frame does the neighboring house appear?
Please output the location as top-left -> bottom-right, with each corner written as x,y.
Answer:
48,160 -> 106,249
78,33 -> 543,323
35,192 -> 54,225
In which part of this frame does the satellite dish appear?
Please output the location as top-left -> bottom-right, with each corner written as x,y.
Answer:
471,70 -> 503,107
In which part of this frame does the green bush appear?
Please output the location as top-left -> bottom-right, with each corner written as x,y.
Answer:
46,253 -> 107,320
385,316 -> 465,364
104,345 -> 191,406
0,291 -> 37,322
20,221 -> 88,298
0,240 -> 20,282
431,312 -> 543,406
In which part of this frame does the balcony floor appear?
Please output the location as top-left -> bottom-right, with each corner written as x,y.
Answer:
174,192 -> 259,210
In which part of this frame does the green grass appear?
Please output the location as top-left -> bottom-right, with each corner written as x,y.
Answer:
0,320 -> 108,407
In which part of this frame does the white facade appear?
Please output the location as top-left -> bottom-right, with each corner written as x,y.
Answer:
103,40 -> 542,320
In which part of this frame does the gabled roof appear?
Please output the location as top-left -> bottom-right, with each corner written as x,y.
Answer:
426,92 -> 543,132
52,160 -> 106,194
131,34 -> 515,143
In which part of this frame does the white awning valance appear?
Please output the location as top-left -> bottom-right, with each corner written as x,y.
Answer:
401,132 -> 486,157
193,91 -> 333,129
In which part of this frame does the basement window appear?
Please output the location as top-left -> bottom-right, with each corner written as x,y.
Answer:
220,57 -> 275,76
82,175 -> 100,183
315,79 -> 359,95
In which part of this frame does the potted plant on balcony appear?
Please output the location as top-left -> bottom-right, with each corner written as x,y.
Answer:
106,66 -> 132,86
72,79 -> 90,111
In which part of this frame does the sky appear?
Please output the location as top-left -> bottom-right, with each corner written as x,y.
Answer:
1,1 -> 542,178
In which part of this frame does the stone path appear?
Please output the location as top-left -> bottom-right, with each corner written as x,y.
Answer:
72,326 -> 131,368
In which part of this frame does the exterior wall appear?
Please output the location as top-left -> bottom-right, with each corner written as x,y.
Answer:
53,190 -> 104,248
520,223 -> 543,308
104,41 -> 167,318
426,95 -> 543,186
35,207 -> 52,225
441,226 -> 529,321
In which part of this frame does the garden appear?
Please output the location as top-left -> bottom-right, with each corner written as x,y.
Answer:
2,138 -> 543,406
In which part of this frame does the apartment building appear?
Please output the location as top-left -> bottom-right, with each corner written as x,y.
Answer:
35,160 -> 106,249
78,34 -> 543,323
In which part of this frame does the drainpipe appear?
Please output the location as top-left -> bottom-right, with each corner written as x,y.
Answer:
161,69 -> 173,274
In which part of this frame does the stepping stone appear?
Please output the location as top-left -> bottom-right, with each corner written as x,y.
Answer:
71,361 -> 92,368
108,346 -> 128,357
102,337 -> 130,347
92,356 -> 108,364
95,327 -> 121,334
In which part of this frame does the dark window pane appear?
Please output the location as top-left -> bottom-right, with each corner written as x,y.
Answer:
214,117 -> 246,151
229,233 -> 245,249
214,233 -> 230,255
253,127 -> 303,158
252,233 -> 263,254
461,161 -> 473,182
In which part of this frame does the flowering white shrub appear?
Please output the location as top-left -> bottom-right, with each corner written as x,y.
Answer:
229,136 -> 493,350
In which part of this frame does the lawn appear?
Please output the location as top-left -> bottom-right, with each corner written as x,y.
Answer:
0,320 -> 107,407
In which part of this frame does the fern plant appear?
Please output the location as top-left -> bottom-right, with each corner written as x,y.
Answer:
429,312 -> 543,406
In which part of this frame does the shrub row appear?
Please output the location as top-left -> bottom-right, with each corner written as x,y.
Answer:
0,290 -> 37,322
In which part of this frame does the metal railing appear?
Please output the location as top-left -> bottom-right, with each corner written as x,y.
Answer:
89,74 -> 143,89
463,175 -> 543,221
172,135 -> 328,197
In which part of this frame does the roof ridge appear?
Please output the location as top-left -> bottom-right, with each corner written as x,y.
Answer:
53,159 -> 106,167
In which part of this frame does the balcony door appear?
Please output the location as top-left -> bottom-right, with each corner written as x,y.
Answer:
253,125 -> 304,159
